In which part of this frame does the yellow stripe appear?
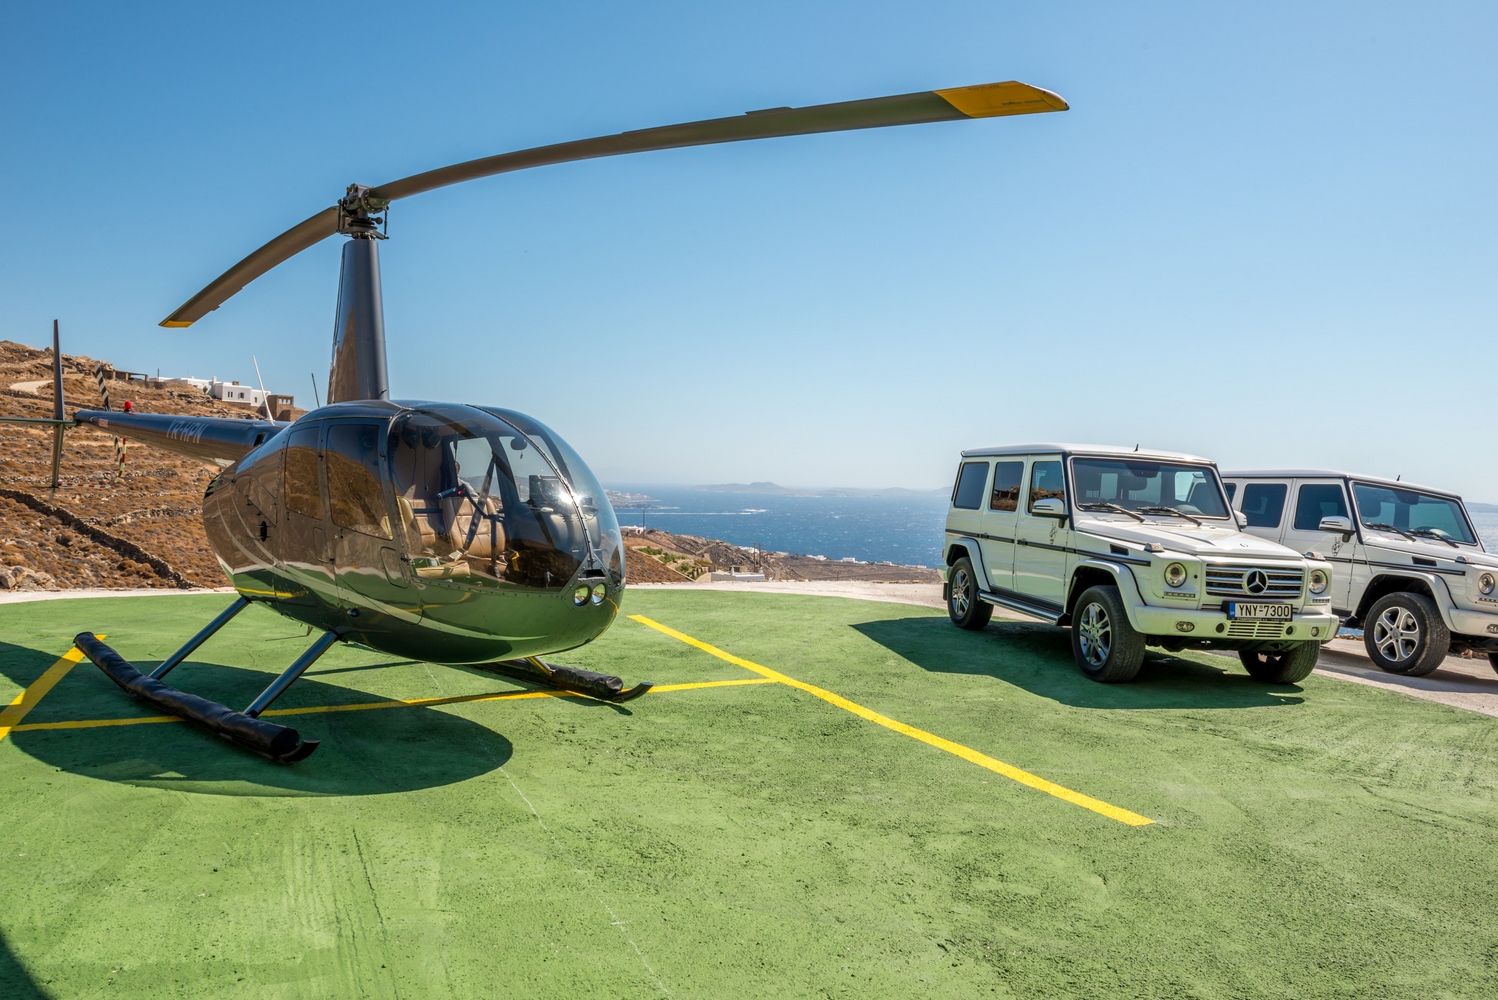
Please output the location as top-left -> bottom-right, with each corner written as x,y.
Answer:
10,677 -> 775,733
629,614 -> 1152,827
160,320 -> 193,328
234,586 -> 299,599
0,635 -> 105,743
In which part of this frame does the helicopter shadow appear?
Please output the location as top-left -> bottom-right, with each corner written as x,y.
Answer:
851,616 -> 1305,710
0,930 -> 49,1000
0,638 -> 514,797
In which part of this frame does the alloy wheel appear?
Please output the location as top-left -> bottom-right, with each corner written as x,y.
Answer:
1373,606 -> 1421,663
1078,601 -> 1112,667
951,568 -> 971,617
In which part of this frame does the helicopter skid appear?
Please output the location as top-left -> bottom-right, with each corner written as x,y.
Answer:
73,633 -> 320,763
480,657 -> 653,704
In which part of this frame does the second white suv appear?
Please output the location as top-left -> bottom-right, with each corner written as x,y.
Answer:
1222,470 -> 1498,676
944,445 -> 1337,684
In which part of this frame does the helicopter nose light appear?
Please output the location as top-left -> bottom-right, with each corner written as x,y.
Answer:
573,584 -> 590,606
590,583 -> 608,605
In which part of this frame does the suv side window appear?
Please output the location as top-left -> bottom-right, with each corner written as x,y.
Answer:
1294,484 -> 1348,530
1225,482 -> 1237,502
989,461 -> 1024,511
1027,460 -> 1065,513
952,462 -> 989,510
1241,483 -> 1287,528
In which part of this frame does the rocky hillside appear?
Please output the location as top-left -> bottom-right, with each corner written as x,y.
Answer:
623,528 -> 940,584
0,339 -> 255,589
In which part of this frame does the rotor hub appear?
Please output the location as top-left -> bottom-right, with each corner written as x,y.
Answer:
337,184 -> 390,238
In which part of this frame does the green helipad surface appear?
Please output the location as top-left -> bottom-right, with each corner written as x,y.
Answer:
2,591 -> 1496,998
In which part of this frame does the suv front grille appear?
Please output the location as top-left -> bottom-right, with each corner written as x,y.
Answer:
1204,565 -> 1305,600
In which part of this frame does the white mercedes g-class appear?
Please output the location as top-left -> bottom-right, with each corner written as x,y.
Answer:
944,445 -> 1337,683
1222,469 -> 1498,676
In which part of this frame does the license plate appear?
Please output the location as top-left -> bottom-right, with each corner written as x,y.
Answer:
1226,602 -> 1293,621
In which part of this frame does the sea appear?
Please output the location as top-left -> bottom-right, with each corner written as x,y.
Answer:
609,485 -> 951,568
608,486 -> 1498,571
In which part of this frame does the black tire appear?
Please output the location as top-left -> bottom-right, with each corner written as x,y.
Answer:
1488,652 -> 1498,677
1363,592 -> 1449,677
1069,585 -> 1145,683
946,557 -> 992,631
1239,643 -> 1319,684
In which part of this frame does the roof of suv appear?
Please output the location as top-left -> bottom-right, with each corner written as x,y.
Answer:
1222,469 -> 1459,498
961,443 -> 1214,464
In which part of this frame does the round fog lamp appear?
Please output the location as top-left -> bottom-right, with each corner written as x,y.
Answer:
1164,562 -> 1188,589
1480,573 -> 1496,596
590,582 -> 608,605
1309,569 -> 1329,595
573,584 -> 590,606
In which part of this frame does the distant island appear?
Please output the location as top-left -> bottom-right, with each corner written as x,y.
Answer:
1469,501 -> 1498,513
696,481 -> 944,498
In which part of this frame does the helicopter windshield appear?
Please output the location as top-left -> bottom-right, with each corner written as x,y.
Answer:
386,405 -> 619,590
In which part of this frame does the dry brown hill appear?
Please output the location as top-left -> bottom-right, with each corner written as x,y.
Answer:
0,339 -> 258,589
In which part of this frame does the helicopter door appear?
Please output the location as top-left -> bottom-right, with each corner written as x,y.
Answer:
324,421 -> 408,599
279,423 -> 331,606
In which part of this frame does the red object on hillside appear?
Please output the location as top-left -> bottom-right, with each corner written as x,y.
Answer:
122,400 -> 134,412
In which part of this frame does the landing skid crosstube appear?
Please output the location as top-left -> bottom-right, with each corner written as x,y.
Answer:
479,657 -> 653,704
73,597 -> 336,763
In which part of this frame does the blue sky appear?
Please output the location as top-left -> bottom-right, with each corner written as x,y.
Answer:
3,2 -> 1494,496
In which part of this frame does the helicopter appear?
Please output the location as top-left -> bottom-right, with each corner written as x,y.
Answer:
12,81 -> 1068,762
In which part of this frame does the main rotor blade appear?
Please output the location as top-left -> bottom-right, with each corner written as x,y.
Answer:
373,81 -> 1066,202
162,207 -> 340,327
160,81 -> 1065,328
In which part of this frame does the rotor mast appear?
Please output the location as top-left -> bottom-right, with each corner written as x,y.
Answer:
327,186 -> 391,404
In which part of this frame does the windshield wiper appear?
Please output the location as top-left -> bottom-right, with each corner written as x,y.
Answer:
1077,501 -> 1146,523
1409,527 -> 1461,548
1365,522 -> 1417,541
1139,505 -> 1204,527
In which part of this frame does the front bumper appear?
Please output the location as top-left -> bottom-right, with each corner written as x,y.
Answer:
1128,604 -> 1339,643
1446,605 -> 1498,642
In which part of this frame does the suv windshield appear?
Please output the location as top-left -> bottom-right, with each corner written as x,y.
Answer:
1352,482 -> 1477,546
1071,457 -> 1230,519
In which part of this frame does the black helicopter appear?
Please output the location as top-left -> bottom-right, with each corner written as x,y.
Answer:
12,81 -> 1067,762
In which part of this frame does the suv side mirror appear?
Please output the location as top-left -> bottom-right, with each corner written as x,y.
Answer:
1319,515 -> 1354,541
1233,510 -> 1248,528
1030,497 -> 1067,518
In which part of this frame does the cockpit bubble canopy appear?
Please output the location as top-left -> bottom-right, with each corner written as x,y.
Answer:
385,403 -> 622,589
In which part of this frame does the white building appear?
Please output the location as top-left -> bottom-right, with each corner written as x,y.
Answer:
148,375 -> 213,392
209,380 -> 269,408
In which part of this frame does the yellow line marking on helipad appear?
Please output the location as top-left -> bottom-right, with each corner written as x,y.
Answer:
0,635 -> 104,744
9,676 -> 775,733
629,614 -> 1153,828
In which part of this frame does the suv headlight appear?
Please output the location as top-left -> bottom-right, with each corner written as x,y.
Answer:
1309,568 -> 1329,595
1164,562 -> 1189,589
1480,573 -> 1496,596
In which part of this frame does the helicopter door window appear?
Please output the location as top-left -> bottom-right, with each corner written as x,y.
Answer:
283,425 -> 325,518
325,423 -> 392,539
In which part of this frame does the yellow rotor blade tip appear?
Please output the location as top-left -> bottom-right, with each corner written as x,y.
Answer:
936,81 -> 1069,118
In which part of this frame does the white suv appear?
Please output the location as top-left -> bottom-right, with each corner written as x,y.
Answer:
944,445 -> 1337,683
1222,470 -> 1498,676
